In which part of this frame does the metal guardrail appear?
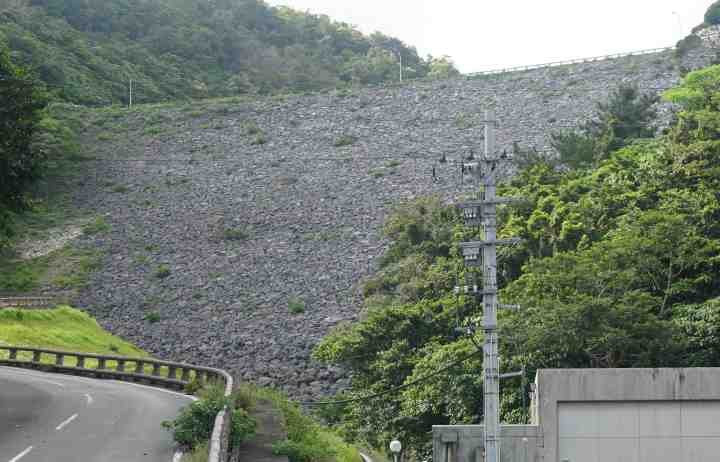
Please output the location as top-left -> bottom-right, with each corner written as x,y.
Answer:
0,296 -> 59,308
0,345 -> 233,462
467,46 -> 674,77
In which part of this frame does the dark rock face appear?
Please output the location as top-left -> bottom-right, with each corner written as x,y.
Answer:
72,45 -> 713,400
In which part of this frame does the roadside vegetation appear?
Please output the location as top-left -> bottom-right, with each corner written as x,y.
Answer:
0,306 -> 145,356
242,385 -> 360,462
313,66 -> 720,457
163,383 -> 256,456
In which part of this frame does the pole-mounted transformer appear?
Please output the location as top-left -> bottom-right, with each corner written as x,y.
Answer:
454,111 -> 521,462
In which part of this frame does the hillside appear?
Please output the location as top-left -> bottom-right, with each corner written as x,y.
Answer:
0,306 -> 146,356
4,40 -> 708,401
0,0 -> 437,105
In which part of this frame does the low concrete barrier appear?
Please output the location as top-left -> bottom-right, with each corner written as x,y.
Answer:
0,345 -> 233,462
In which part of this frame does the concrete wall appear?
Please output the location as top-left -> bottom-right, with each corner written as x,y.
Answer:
534,368 -> 720,462
432,424 -> 541,462
433,368 -> 720,462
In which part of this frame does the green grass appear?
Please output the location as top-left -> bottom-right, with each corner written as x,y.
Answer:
83,216 -> 111,235
0,246 -> 102,292
223,228 -> 249,241
288,297 -> 306,315
183,443 -> 209,462
246,386 -> 359,462
0,306 -> 146,356
333,135 -> 357,147
154,264 -> 171,279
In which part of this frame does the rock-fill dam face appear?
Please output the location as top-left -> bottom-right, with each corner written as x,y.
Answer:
70,42 -> 714,400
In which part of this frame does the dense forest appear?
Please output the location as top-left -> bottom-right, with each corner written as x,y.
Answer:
313,66 -> 720,456
0,0 -> 457,105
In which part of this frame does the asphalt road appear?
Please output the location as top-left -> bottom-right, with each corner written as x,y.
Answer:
0,366 -> 193,462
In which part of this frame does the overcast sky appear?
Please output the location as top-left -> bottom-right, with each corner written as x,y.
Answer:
265,0 -> 712,73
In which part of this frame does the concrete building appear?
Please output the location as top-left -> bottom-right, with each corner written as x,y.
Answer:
433,368 -> 720,462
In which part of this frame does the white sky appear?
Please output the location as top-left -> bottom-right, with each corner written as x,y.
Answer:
265,0 -> 712,73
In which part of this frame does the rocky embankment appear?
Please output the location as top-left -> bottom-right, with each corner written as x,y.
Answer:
68,45 -> 712,399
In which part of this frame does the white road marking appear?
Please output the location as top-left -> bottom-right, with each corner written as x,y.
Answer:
0,367 -> 66,388
9,446 -> 33,462
84,393 -> 94,405
55,413 -> 78,431
172,449 -> 184,462
112,380 -> 197,401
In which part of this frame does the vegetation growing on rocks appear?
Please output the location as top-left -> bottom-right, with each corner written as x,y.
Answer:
2,42 -> 706,405
313,66 -> 720,456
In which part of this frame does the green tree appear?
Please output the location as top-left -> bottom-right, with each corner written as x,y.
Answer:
706,0 -> 720,25
0,41 -> 47,247
426,55 -> 460,80
551,84 -> 658,168
314,66 -> 720,452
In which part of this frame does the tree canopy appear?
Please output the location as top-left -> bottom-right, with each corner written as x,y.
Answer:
0,0 -> 456,105
0,40 -> 46,248
314,67 -> 720,457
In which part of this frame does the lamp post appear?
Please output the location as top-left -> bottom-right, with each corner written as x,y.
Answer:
672,11 -> 683,38
391,49 -> 403,82
389,439 -> 402,462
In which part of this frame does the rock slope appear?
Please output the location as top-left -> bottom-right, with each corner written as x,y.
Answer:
69,45 -> 713,399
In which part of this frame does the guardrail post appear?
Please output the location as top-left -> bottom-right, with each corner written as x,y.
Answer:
32,351 -> 41,363
98,358 -> 106,370
168,365 -> 177,379
117,359 -> 125,372
55,353 -> 64,366
77,356 -> 85,368
181,368 -> 190,381
135,361 -> 144,374
152,363 -> 161,376
9,348 -> 17,360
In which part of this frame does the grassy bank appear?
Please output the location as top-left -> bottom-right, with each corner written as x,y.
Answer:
242,385 -> 359,462
0,306 -> 144,356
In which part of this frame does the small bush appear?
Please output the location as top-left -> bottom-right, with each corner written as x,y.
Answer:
83,216 -> 111,235
163,386 -> 226,449
144,311 -> 161,323
182,442 -> 209,462
223,228 -> 248,241
165,384 -> 256,451
243,121 -> 261,135
333,135 -> 357,147
111,185 -> 129,193
288,297 -> 305,314
251,134 -> 267,145
184,377 -> 206,395
155,265 -> 171,279
273,439 -> 334,462
229,407 -> 256,448
676,34 -> 703,58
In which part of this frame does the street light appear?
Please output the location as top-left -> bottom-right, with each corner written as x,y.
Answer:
390,49 -> 403,82
389,439 -> 402,462
672,11 -> 683,38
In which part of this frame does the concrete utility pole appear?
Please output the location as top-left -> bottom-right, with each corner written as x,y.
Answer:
399,51 -> 403,82
129,78 -> 133,108
456,112 -> 520,462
